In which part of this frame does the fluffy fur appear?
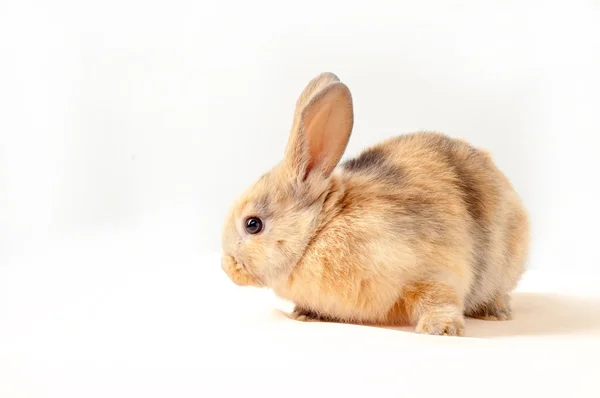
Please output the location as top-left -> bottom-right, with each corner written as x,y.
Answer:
221,72 -> 529,336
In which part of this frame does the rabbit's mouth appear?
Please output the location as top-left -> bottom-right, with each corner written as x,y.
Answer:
245,266 -> 266,287
240,261 -> 267,287
236,259 -> 249,273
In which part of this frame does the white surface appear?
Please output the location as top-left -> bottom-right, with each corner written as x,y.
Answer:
1,230 -> 599,397
1,1 -> 600,272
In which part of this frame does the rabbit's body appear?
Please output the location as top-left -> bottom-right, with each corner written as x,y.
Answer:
221,72 -> 529,336
272,132 -> 528,327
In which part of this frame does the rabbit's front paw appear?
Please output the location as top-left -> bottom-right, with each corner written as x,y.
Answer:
289,306 -> 325,322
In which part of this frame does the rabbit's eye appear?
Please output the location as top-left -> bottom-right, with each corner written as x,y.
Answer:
245,217 -> 263,234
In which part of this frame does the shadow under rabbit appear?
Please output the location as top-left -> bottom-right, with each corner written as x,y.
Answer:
272,292 -> 600,338
461,292 -> 600,338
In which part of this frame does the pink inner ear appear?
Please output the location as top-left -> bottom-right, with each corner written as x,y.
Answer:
304,95 -> 352,177
306,103 -> 334,172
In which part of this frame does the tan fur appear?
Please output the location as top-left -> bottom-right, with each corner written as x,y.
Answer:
221,72 -> 530,336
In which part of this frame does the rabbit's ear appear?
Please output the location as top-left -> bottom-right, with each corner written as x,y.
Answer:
284,73 -> 354,180
293,72 -> 340,120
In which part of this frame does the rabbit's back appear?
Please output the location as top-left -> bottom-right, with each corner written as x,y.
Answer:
339,131 -> 529,314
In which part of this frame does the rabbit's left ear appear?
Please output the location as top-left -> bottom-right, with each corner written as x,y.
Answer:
284,73 -> 354,180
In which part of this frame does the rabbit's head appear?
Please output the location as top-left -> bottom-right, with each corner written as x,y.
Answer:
221,72 -> 353,287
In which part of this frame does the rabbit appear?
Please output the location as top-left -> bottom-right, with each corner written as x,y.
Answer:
220,72 -> 529,336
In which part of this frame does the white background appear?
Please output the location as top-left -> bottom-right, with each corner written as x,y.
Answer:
1,0 -> 599,271
1,1 -> 600,397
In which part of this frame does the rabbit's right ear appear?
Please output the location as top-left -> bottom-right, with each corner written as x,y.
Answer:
284,72 -> 354,181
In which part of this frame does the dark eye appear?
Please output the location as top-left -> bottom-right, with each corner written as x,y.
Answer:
245,217 -> 263,234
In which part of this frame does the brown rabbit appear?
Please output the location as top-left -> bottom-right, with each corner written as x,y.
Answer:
221,72 -> 529,336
